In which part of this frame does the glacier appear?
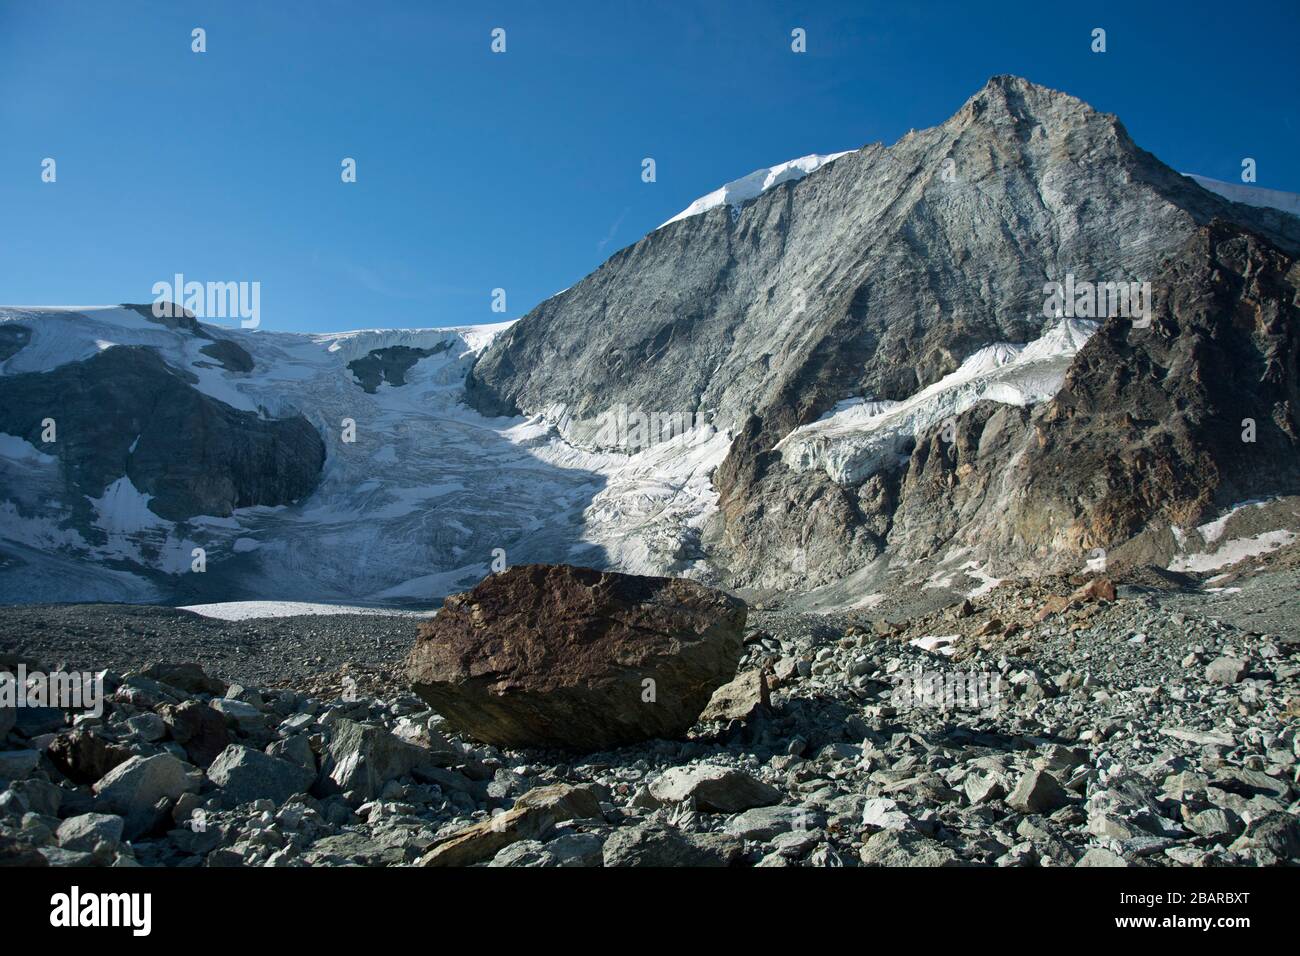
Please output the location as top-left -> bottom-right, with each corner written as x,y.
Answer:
0,307 -> 731,605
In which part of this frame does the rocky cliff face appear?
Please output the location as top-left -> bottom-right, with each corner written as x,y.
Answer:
850,224 -> 1300,582
466,76 -> 1300,593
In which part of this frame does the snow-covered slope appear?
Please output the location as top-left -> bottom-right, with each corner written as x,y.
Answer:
776,319 -> 1098,484
660,151 -> 854,228
1185,174 -> 1300,218
0,307 -> 730,604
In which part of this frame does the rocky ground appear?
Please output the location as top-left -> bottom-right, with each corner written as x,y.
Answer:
1,556 -> 1297,868
0,604 -> 414,688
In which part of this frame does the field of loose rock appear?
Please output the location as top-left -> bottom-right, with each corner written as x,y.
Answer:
1,560 -> 1297,868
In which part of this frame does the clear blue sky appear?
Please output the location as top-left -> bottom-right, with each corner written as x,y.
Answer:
1,0 -> 1296,333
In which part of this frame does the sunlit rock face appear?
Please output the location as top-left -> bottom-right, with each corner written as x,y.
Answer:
466,76 -> 1300,594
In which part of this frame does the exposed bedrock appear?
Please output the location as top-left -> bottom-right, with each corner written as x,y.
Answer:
0,345 -> 325,520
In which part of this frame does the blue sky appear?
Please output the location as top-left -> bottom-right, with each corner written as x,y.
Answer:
1,0 -> 1296,333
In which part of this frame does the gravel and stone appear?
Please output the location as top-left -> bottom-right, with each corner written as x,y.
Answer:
1,560 -> 1297,868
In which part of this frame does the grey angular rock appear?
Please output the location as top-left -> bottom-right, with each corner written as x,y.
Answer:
207,745 -> 315,808
39,846 -> 97,867
1205,657 -> 1247,685
92,753 -> 201,839
224,683 -> 264,708
1186,808 -> 1243,843
859,829 -> 960,867
266,735 -> 316,772
1210,767 -> 1292,802
602,826 -> 743,867
489,832 -> 605,867
56,813 -> 125,853
808,843 -> 847,867
0,749 -> 41,781
302,832 -> 408,867
1229,812 -> 1300,860
391,716 -> 453,754
124,712 -> 167,742
209,698 -> 264,732
11,778 -> 61,816
1076,847 -> 1129,867
697,669 -> 769,723
1160,726 -> 1235,747
860,797 -> 911,831
1015,816 -> 1081,865
724,805 -> 821,841
648,764 -> 779,813
1161,770 -> 1209,801
1007,770 -> 1070,814
769,826 -> 822,859
318,719 -> 435,801
964,772 -> 1006,805
412,765 -> 483,799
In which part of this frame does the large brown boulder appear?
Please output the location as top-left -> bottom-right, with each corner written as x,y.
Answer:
406,564 -> 747,751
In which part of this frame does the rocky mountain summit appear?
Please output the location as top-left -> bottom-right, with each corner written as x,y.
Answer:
468,75 -> 1300,594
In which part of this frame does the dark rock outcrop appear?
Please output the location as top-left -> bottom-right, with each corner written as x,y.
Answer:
348,343 -> 451,393
159,700 -> 231,768
198,339 -> 254,373
122,302 -> 207,337
46,730 -> 134,785
0,324 -> 30,362
0,345 -> 325,520
407,564 -> 747,750
122,302 -> 255,372
143,662 -> 228,697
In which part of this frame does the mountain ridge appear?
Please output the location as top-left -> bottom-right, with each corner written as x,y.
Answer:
3,75 -> 1298,608
466,75 -> 1300,593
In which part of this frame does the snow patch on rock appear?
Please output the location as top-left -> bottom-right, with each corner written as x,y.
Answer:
776,319 -> 1098,484
1168,530 -> 1297,573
